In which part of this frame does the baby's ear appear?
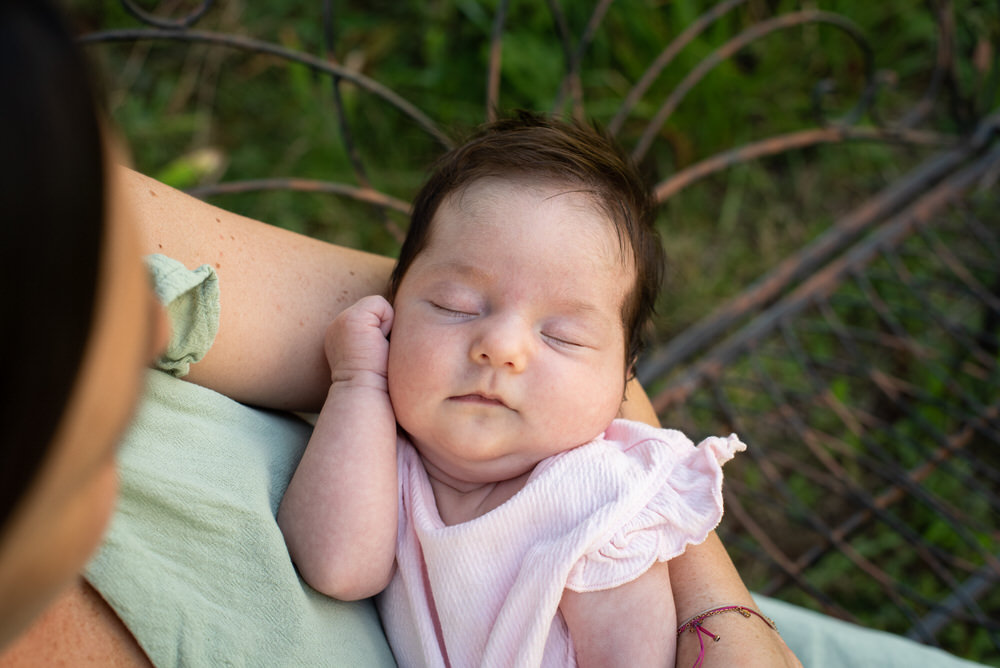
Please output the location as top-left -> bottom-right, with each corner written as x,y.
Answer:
626,356 -> 638,383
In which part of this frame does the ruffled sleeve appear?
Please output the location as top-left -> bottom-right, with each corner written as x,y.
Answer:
144,253 -> 219,377
565,420 -> 745,592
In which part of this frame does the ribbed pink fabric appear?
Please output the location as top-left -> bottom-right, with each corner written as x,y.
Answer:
376,419 -> 745,667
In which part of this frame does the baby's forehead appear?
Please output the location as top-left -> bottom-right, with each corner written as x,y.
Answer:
440,175 -> 617,234
447,174 -> 596,208
441,176 -> 634,266
422,183 -> 634,293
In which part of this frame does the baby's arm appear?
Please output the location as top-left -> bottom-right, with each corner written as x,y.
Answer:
277,295 -> 398,600
560,561 -> 675,667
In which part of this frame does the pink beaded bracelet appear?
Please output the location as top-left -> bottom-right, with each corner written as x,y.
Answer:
676,604 -> 779,668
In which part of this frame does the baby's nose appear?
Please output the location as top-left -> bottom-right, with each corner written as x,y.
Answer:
470,317 -> 531,372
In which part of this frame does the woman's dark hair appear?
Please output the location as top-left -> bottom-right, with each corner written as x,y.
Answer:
0,0 -> 106,531
389,111 -> 665,372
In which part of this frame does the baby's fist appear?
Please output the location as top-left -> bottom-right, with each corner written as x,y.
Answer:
325,295 -> 394,387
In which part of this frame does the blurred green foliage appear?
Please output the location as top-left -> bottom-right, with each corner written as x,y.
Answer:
71,0 -> 997,340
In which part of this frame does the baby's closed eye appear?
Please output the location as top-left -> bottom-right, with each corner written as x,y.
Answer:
430,301 -> 479,318
541,331 -> 585,348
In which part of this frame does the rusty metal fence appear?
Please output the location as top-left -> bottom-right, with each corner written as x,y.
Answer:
643,127 -> 1000,652
79,0 -> 999,662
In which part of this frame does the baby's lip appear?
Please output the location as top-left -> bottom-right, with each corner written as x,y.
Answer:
450,392 -> 511,409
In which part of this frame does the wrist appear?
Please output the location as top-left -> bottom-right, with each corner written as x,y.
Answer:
329,366 -> 389,392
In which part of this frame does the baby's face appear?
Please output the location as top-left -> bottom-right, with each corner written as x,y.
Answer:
387,176 -> 631,487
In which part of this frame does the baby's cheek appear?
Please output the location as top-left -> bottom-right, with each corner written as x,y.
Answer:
388,386 -> 429,447
386,354 -> 424,422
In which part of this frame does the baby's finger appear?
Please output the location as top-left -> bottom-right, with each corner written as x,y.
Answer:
356,294 -> 394,338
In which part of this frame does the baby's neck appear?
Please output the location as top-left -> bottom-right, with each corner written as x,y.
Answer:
425,467 -> 533,526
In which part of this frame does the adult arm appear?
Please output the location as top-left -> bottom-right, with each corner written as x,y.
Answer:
125,165 -> 396,412
619,382 -> 801,667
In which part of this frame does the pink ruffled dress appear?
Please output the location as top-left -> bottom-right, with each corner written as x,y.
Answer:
376,419 -> 745,667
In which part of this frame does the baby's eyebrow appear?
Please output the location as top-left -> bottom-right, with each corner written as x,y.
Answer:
427,260 -> 485,277
555,297 -> 602,317
421,260 -> 491,286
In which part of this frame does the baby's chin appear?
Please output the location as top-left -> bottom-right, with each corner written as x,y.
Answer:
416,444 -> 539,486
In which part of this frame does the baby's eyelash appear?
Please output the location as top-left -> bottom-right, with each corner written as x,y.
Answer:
431,302 -> 476,317
543,332 -> 583,348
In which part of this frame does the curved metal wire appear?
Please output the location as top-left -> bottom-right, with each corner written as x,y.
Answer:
120,0 -> 214,30
548,0 -> 614,120
608,0 -> 749,136
651,125 -> 956,203
320,0 -> 402,241
185,178 -> 411,215
485,0 -> 510,122
80,28 -> 452,150
631,10 -> 875,162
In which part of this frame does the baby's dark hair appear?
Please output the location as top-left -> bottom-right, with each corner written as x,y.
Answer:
389,110 -> 665,371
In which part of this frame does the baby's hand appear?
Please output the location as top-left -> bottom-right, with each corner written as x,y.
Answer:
325,295 -> 394,390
